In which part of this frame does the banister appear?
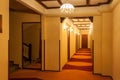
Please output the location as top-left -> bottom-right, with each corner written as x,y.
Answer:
22,42 -> 32,63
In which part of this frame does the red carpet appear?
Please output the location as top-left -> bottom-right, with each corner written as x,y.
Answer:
9,78 -> 42,80
63,48 -> 93,72
70,58 -> 92,63
74,53 -> 91,56
63,64 -> 92,71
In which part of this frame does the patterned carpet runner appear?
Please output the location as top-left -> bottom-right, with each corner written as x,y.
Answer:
63,48 -> 93,72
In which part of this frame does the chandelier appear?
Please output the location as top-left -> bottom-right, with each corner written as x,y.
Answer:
60,1 -> 74,14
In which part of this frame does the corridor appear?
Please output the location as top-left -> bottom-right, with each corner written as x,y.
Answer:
10,48 -> 112,80
63,48 -> 92,72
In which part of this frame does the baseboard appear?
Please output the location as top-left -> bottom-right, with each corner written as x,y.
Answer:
44,70 -> 60,72
103,75 -> 113,80
93,73 -> 102,76
110,76 -> 113,80
93,73 -> 113,80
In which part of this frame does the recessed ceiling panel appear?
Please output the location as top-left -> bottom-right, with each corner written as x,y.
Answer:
90,0 -> 108,5
79,18 -> 90,22
42,1 -> 60,7
77,24 -> 90,27
73,22 -> 91,24
71,17 -> 92,30
36,0 -> 112,9
61,0 -> 86,6
72,19 -> 78,22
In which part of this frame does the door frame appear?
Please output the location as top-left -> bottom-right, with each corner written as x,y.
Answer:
67,30 -> 70,61
21,22 -> 42,70
82,34 -> 88,48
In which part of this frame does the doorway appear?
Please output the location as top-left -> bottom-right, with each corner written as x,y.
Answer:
82,34 -> 88,48
22,22 -> 42,70
67,30 -> 70,61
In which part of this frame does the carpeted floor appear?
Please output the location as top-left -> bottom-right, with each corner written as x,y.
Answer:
9,78 -> 42,80
23,63 -> 41,69
10,48 -> 112,80
63,48 -> 93,71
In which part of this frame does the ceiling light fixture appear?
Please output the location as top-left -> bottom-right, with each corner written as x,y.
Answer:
60,0 -> 74,14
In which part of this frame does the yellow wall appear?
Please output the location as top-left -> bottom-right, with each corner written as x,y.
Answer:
43,16 -> 60,71
113,2 -> 120,80
60,22 -> 68,70
93,13 -> 112,76
70,28 -> 76,58
102,13 -> 112,76
61,18 -> 77,59
9,11 -> 40,67
93,16 -> 102,73
0,0 -> 9,80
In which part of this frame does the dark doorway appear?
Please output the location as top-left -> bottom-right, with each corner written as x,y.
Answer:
82,34 -> 88,48
67,30 -> 70,61
76,34 -> 80,51
22,22 -> 42,70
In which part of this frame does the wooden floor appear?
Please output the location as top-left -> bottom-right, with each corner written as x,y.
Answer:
10,48 -> 112,80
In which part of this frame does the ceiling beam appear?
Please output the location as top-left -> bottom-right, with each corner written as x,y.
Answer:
86,0 -> 90,5
10,8 -> 39,14
36,0 -> 112,9
36,0 -> 48,9
57,0 -> 62,5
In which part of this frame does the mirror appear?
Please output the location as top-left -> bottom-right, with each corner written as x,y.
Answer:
22,22 -> 41,70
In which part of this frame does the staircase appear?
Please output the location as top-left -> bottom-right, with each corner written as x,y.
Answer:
9,61 -> 20,73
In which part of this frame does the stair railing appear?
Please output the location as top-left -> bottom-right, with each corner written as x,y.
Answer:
22,42 -> 32,63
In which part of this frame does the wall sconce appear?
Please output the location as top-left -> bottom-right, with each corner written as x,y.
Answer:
89,23 -> 93,34
77,32 -> 80,35
74,28 -> 77,34
63,24 -> 68,30
68,27 -> 73,32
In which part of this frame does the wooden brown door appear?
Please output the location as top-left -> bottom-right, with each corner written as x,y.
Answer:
67,31 -> 70,60
82,34 -> 88,48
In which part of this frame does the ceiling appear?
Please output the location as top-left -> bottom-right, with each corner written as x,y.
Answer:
10,0 -> 38,14
36,0 -> 112,9
10,0 -> 112,13
71,17 -> 92,30
9,0 -> 111,30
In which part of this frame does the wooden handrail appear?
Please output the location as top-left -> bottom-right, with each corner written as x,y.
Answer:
22,42 -> 32,63
22,42 -> 29,47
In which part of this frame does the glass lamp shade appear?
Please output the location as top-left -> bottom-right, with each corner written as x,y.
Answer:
60,3 -> 74,14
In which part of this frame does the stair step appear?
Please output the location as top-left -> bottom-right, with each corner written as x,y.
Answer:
9,61 -> 20,73
9,61 -> 14,65
9,64 -> 20,73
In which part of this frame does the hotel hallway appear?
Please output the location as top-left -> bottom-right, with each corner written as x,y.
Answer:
10,48 -> 112,80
